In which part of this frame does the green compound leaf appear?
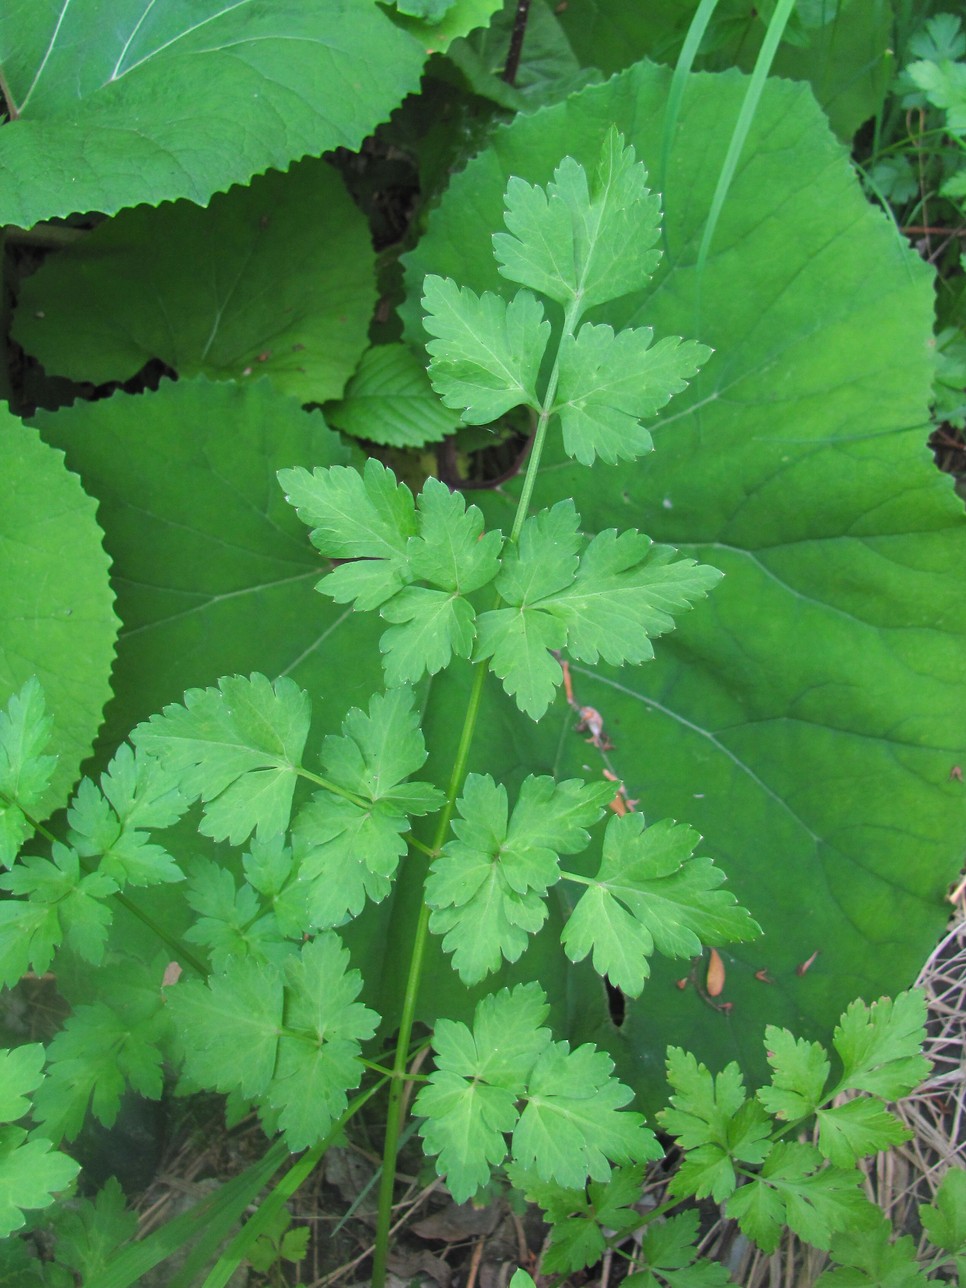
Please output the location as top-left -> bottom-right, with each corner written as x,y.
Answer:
758,1028 -> 831,1123
169,933 -> 376,1150
184,861 -> 290,972
0,1129 -> 79,1238
293,688 -> 443,929
554,324 -> 710,465
476,502 -> 719,719
282,461 -> 503,683
762,1025 -> 829,1128
507,1165 -> 645,1273
31,999 -> 167,1142
0,1044 -> 44,1121
417,984 -> 649,1199
921,1167 -> 966,1257
48,1177 -> 138,1283
15,160 -> 375,406
818,1216 -> 930,1288
0,679 -> 56,868
132,673 -> 311,846
832,992 -> 931,1100
626,1209 -> 734,1288
0,3 -> 426,226
268,935 -> 379,1150
561,814 -> 759,997
380,480 -> 504,684
326,344 -> 462,449
0,845 -> 116,981
169,956 -> 283,1101
0,413 -> 117,819
426,773 -> 612,983
660,1051 -> 772,1204
726,1142 -> 872,1254
65,744 -> 188,890
493,127 -> 662,317
422,276 -> 550,423
512,1040 -> 658,1189
416,984 -> 553,1201
815,1098 -> 911,1168
280,458 -> 417,608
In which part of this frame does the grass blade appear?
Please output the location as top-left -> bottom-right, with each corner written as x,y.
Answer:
695,0 -> 797,277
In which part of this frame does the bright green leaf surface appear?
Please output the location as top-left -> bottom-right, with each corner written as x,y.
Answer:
168,957 -> 283,1102
403,62 -> 965,1097
423,276 -> 550,423
133,673 -> 311,845
15,160 -> 375,405
0,679 -> 56,868
326,344 -> 462,448
33,378 -> 362,754
758,1027 -> 830,1122
726,1142 -> 871,1254
494,128 -> 661,316
561,815 -> 759,997
512,1166 -> 646,1273
283,462 -> 503,682
631,1209 -> 733,1288
393,0 -> 504,54
0,1131 -> 79,1237
268,935 -> 378,1149
661,1049 -> 772,1203
832,993 -> 932,1099
921,1167 -> 966,1256
293,688 -> 443,928
66,745 -> 188,889
281,457 -> 416,606
170,937 -> 373,1148
0,844 -> 116,980
512,1040 -> 656,1187
819,1216 -> 929,1287
0,3 -> 426,226
0,413 -> 117,818
816,1098 -> 911,1168
184,861 -> 289,971
0,1044 -> 44,1121
476,502 -> 718,719
416,985 -> 552,1200
426,773 -> 610,982
554,324 -> 710,465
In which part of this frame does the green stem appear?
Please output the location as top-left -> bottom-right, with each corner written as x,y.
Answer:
509,295 -> 582,541
369,657 -> 489,1288
370,289 -> 585,1288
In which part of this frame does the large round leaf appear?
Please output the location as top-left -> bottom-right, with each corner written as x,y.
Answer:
0,1 -> 426,226
401,64 -> 966,1092
0,409 -> 118,815
15,159 -> 374,405
31,378 -> 382,754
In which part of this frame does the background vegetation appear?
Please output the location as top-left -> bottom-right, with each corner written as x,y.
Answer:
0,0 -> 964,1282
